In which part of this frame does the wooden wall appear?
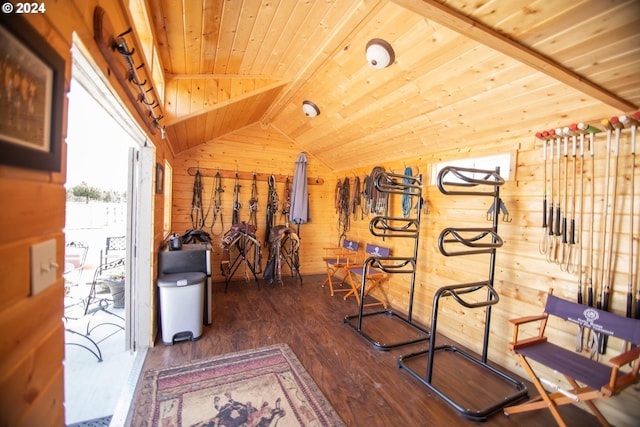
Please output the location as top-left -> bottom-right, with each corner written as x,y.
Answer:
0,10 -> 70,425
1,1 -> 638,426
170,118 -> 639,425
171,122 -> 336,282
0,1 -> 173,425
334,128 -> 639,426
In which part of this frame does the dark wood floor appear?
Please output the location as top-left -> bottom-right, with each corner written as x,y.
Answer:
131,274 -> 604,427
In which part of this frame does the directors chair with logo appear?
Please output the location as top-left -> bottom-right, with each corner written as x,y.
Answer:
504,291 -> 640,427
322,238 -> 360,297
344,243 -> 391,308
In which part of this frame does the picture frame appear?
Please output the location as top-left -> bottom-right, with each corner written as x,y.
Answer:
156,162 -> 164,194
0,15 -> 65,172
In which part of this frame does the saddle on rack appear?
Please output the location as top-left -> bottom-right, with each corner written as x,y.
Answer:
264,225 -> 301,285
181,229 -> 211,244
219,223 -> 261,278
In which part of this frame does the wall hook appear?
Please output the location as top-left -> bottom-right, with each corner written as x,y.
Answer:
486,198 -> 512,223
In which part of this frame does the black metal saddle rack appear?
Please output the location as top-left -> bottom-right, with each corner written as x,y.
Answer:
344,171 -> 430,350
221,230 -> 261,291
398,166 -> 527,421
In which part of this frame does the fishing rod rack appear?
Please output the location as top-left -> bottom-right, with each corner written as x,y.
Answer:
344,172 -> 430,350
398,166 -> 527,421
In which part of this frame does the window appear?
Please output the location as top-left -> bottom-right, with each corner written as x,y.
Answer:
431,152 -> 512,185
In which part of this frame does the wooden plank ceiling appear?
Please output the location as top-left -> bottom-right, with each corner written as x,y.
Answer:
147,0 -> 640,171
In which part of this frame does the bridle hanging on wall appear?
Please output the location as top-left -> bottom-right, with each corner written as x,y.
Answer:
248,173 -> 259,228
336,177 -> 351,245
204,171 -> 224,236
191,168 -> 204,229
232,172 -> 242,225
281,176 -> 291,224
265,175 -> 279,246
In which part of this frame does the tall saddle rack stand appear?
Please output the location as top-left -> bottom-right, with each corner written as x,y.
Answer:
398,166 -> 528,421
344,171 -> 430,350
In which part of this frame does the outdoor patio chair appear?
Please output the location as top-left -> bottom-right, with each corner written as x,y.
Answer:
99,235 -> 126,274
344,243 -> 390,308
64,240 -> 89,287
322,238 -> 360,296
86,257 -> 126,314
504,290 -> 640,427
63,257 -> 125,362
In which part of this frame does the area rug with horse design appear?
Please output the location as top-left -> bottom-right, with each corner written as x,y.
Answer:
131,343 -> 345,426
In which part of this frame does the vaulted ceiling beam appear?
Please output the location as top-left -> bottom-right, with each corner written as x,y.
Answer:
164,80 -> 288,127
260,0 -> 386,125
165,73 -> 277,80
392,0 -> 636,111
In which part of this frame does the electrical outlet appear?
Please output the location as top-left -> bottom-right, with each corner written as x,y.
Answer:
30,239 -> 58,296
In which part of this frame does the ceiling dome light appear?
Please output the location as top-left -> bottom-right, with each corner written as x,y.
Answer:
302,100 -> 320,117
366,38 -> 395,69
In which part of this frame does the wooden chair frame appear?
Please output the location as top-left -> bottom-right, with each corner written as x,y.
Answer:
322,239 -> 360,296
344,243 -> 391,308
504,291 -> 640,427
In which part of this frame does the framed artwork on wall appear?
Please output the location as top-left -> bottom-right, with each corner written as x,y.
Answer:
156,162 -> 164,194
0,15 -> 65,172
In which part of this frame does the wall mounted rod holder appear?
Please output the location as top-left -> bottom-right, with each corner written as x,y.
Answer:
187,167 -> 324,186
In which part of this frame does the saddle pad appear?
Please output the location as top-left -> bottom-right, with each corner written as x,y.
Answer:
518,342 -> 619,391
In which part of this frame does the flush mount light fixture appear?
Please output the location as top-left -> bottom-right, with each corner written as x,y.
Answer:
366,38 -> 395,69
302,100 -> 320,117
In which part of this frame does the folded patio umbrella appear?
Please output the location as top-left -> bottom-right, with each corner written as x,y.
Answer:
289,152 -> 310,235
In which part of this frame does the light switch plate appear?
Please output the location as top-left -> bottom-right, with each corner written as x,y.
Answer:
30,239 -> 58,296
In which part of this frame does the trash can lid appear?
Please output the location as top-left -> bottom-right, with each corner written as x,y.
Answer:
157,271 -> 206,287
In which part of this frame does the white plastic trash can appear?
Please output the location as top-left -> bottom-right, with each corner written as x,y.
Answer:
157,271 -> 206,345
